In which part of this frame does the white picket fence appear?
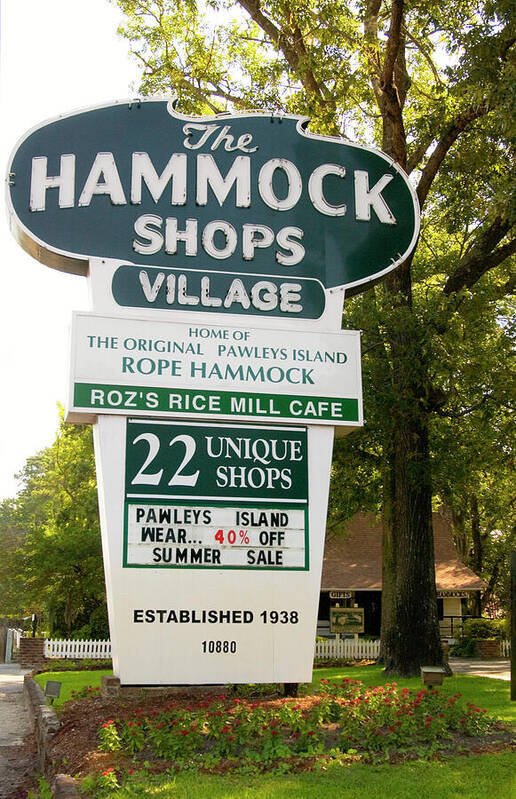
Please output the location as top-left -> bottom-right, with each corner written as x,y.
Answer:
5,628 -> 23,662
44,638 -> 111,659
314,638 -> 380,661
42,636 -> 508,662
501,640 -> 511,658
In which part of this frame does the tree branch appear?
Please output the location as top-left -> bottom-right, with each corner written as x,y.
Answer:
443,217 -> 516,295
237,0 -> 326,100
382,0 -> 405,89
416,104 -> 489,207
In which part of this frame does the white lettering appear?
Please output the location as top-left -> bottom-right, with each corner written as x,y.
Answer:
308,164 -> 346,216
354,170 -> 396,224
133,214 -> 163,254
30,154 -> 75,211
258,159 -> 302,211
196,154 -> 251,207
78,152 -> 126,206
131,152 -> 187,205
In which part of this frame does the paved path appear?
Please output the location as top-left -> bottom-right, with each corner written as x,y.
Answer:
449,657 -> 511,681
0,663 -> 36,799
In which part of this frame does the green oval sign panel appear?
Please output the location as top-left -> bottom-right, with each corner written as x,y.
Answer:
7,100 -> 419,306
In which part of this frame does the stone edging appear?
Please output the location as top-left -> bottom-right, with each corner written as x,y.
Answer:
22,675 -> 63,772
52,774 -> 81,798
23,675 -> 81,796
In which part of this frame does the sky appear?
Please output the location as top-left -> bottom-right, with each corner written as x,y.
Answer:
0,0 -> 140,499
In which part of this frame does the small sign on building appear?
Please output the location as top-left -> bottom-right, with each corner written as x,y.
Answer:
330,607 -> 364,633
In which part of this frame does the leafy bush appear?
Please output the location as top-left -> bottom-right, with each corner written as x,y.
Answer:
449,639 -> 476,657
462,618 -> 505,641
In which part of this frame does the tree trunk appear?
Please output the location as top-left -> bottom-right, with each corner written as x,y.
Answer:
380,264 -> 443,675
469,495 -> 483,615
379,462 -> 396,664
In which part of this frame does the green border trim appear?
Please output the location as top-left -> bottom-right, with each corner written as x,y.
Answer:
123,498 -> 309,572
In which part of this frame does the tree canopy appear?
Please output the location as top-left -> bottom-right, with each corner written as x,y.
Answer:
0,410 -> 107,638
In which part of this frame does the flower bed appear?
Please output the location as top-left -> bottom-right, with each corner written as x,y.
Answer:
91,677 -> 498,783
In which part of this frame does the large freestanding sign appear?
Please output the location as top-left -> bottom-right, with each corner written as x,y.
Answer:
7,100 -> 419,685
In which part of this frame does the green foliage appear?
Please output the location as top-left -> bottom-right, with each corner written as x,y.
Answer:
27,777 -> 52,799
35,658 -> 112,672
461,618 -> 505,641
1,408 -> 107,637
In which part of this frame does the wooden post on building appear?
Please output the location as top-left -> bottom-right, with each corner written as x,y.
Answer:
511,551 -> 515,701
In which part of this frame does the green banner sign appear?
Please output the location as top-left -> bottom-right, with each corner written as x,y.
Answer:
124,419 -> 308,501
8,101 -> 419,299
73,382 -> 360,424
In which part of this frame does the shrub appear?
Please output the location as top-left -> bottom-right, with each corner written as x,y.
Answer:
36,658 -> 112,672
462,618 -> 505,641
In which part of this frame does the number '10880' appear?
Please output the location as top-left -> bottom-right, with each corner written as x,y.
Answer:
202,640 -> 237,654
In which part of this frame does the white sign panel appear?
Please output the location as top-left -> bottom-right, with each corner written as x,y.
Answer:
126,504 -> 307,569
94,416 -> 333,685
67,312 -> 362,428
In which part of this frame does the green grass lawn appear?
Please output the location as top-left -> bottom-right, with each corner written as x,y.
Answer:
34,669 -> 112,707
86,752 -> 516,798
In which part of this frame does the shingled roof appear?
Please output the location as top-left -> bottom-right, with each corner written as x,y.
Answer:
321,511 -> 485,592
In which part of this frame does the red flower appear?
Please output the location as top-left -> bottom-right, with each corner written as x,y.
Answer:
181,729 -> 189,736
128,769 -> 134,774
307,731 -> 315,736
271,730 -> 279,737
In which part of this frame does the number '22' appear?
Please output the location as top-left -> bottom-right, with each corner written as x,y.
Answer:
131,433 -> 199,487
